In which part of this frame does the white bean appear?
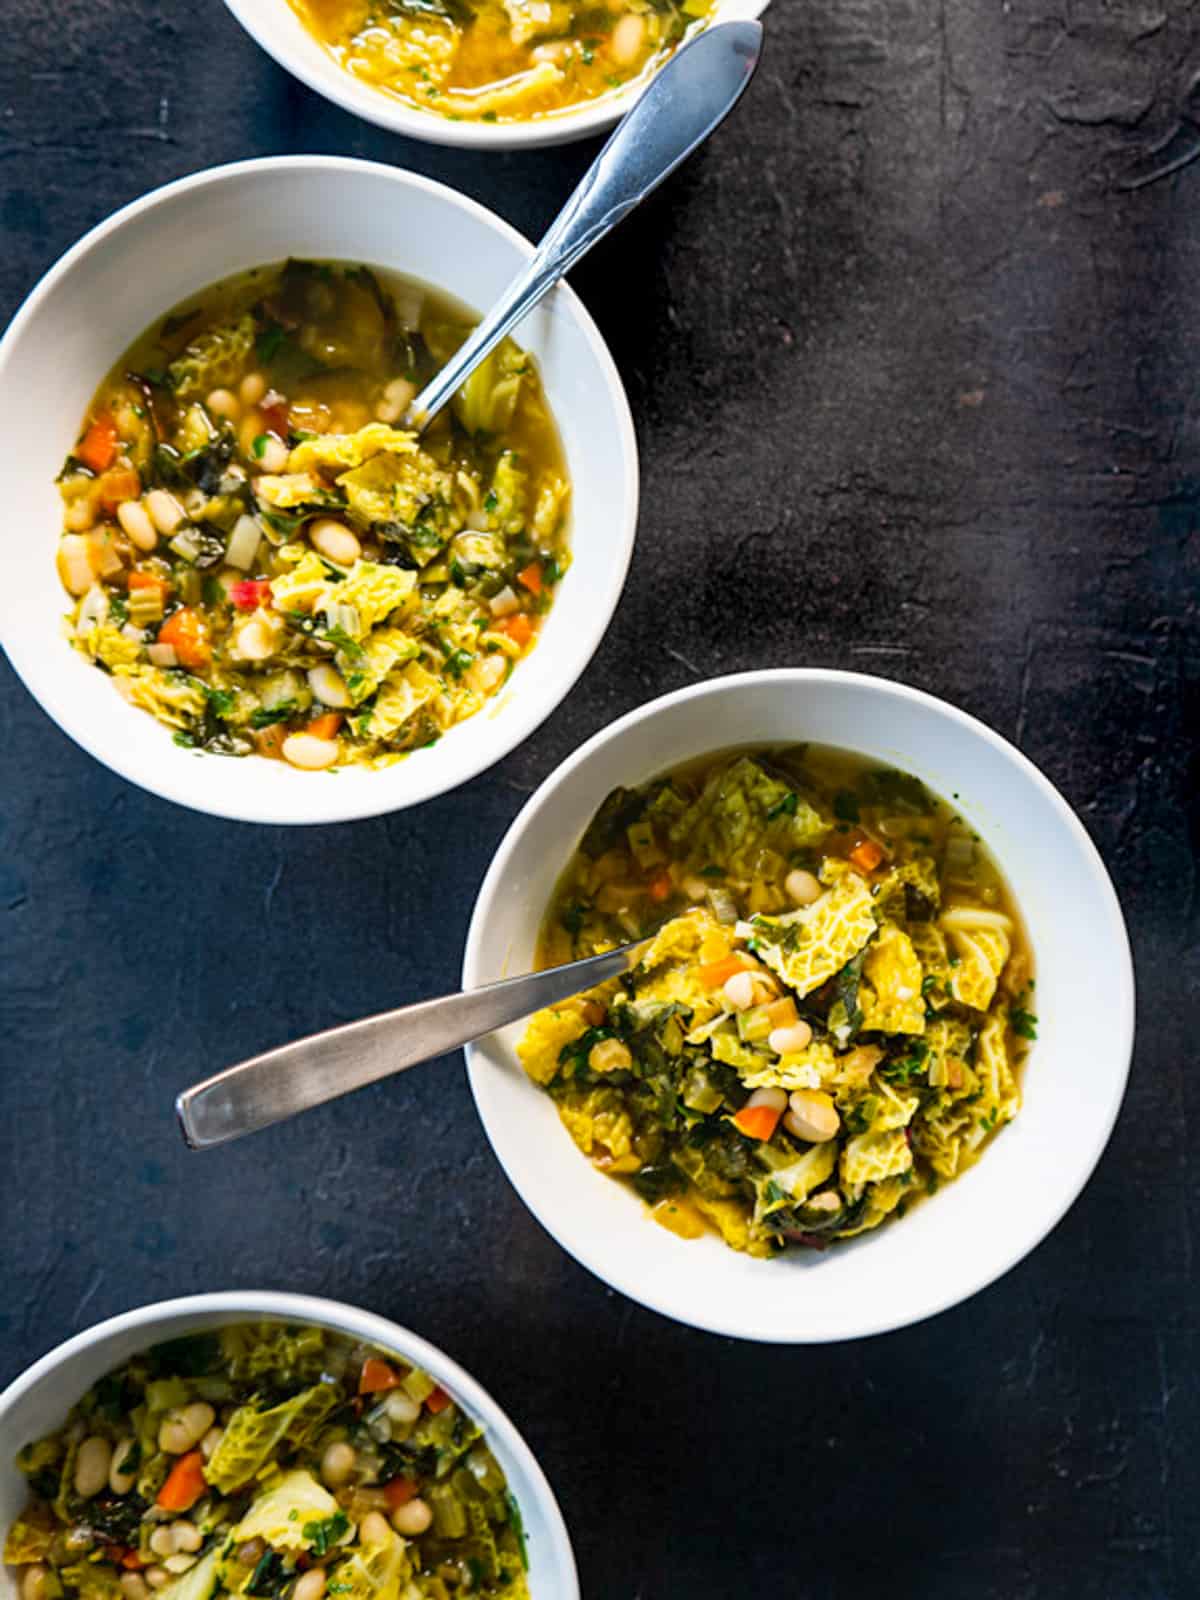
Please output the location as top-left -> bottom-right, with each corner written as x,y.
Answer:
235,618 -> 278,662
390,1497 -> 433,1537
58,534 -> 96,595
722,970 -> 757,1011
120,1575 -> 149,1600
383,1390 -> 421,1427
374,377 -> 416,424
784,1090 -> 840,1143
200,1426 -> 223,1461
308,664 -> 352,709
610,12 -> 646,64
149,1528 -> 176,1560
257,435 -> 290,474
293,1571 -> 326,1600
172,1522 -> 203,1554
22,1567 -> 49,1600
109,1436 -> 138,1495
768,1021 -> 813,1056
117,499 -> 158,551
63,498 -> 95,533
359,1511 -> 392,1547
309,518 -> 361,567
785,868 -> 823,906
239,372 -> 267,407
145,490 -> 186,536
74,1435 -> 112,1499
206,388 -> 241,421
144,1569 -> 169,1592
158,1400 -> 214,1455
320,1439 -> 357,1489
745,1087 -> 787,1112
282,733 -> 340,771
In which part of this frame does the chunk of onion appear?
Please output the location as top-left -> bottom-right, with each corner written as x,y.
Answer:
225,514 -> 262,572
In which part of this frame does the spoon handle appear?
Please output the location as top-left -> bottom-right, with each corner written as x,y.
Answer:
175,942 -> 639,1150
408,18 -> 764,426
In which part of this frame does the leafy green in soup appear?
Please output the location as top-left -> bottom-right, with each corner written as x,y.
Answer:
2,1323 -> 528,1600
519,745 -> 1036,1258
57,259 -> 569,771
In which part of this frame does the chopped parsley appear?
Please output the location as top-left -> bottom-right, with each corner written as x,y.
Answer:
301,1511 -> 350,1558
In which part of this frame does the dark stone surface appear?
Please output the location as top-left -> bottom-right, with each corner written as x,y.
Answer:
1,1 -> 1197,1595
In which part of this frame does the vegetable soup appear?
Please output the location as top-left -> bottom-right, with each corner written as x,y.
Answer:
57,259 -> 569,771
519,745 -> 1037,1257
286,0 -> 714,124
3,1322 -> 528,1600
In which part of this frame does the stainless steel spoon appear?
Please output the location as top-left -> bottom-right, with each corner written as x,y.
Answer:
176,940 -> 645,1149
407,17 -> 764,428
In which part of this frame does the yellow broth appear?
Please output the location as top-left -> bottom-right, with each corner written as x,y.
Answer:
519,743 -> 1036,1257
57,259 -> 570,769
287,0 -> 715,124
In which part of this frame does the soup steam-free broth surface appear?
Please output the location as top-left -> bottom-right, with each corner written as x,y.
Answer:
1,1321 -> 529,1600
288,0 -> 714,123
520,744 -> 1036,1258
57,260 -> 569,770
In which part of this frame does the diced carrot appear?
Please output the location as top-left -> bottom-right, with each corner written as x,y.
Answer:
734,1104 -> 783,1142
77,414 -> 120,474
308,712 -> 343,740
502,613 -> 534,648
516,561 -> 543,595
128,570 -> 170,598
254,725 -> 288,761
158,607 -> 211,671
157,1450 -> 206,1513
359,1356 -> 402,1395
383,1477 -> 419,1510
698,954 -> 747,989
647,870 -> 673,902
424,1385 -> 452,1415
119,1552 -> 145,1572
581,1001 -> 607,1027
98,466 -> 142,513
848,837 -> 886,873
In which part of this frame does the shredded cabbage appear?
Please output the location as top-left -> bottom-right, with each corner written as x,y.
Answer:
318,564 -> 417,638
453,342 -> 527,436
205,1383 -> 338,1492
232,1471 -> 339,1551
168,314 -> 256,397
750,873 -> 877,997
325,1525 -> 413,1600
858,924 -> 925,1034
841,1128 -> 913,1191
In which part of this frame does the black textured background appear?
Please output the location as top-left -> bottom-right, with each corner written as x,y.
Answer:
2,2 -> 1198,1596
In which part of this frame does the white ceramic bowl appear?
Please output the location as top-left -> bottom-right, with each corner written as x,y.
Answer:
223,0 -> 770,150
0,1292 -> 578,1599
0,157 -> 637,825
463,669 -> 1136,1343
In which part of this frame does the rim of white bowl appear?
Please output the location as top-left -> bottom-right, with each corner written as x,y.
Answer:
0,1291 -> 579,1598
222,0 -> 771,151
462,667 -> 1137,1343
0,155 -> 638,826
